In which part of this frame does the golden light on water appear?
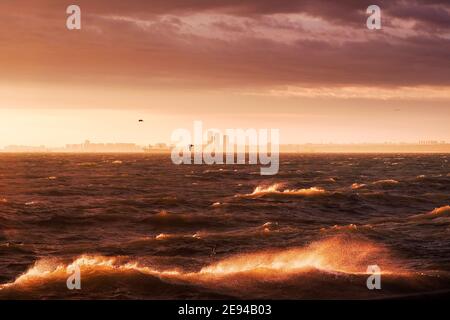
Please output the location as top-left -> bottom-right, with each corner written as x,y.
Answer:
198,236 -> 398,276
0,235 -> 407,292
248,183 -> 326,197
2,203 -> 446,294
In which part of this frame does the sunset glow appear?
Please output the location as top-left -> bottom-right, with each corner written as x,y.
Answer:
0,0 -> 449,303
0,0 -> 449,147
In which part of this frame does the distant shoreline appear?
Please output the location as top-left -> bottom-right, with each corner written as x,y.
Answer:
1,151 -> 449,154
2,143 -> 450,154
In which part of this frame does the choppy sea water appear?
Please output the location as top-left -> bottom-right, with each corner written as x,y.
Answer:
0,153 -> 449,299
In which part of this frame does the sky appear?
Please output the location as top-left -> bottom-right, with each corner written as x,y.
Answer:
0,0 -> 449,147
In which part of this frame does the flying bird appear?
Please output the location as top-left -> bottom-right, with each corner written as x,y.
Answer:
138,119 -> 144,122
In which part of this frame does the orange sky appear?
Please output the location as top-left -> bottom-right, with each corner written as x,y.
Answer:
0,0 -> 449,147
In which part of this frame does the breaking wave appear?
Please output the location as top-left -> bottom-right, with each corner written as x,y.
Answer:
410,205 -> 450,220
430,205 -> 450,216
351,183 -> 366,189
243,183 -> 326,198
198,235 -> 401,276
0,255 -> 181,292
0,235 -> 405,293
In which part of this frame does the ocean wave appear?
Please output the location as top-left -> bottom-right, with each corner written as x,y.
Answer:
198,235 -> 400,276
351,183 -> 366,190
0,255 -> 183,298
351,179 -> 399,190
432,205 -> 450,215
321,224 -> 358,232
372,179 -> 399,185
190,222 -> 286,239
125,222 -> 288,248
155,232 -> 202,240
203,168 -> 236,174
410,205 -> 450,220
0,235 -> 403,293
0,242 -> 34,254
3,235 -> 439,300
242,183 -> 326,198
138,210 -> 225,227
25,201 -> 41,206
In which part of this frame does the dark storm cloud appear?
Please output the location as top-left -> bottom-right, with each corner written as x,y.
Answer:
0,0 -> 449,88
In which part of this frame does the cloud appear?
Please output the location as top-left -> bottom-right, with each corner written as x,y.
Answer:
0,0 -> 449,92
247,86 -> 450,100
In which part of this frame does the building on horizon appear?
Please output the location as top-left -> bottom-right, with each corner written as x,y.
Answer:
143,143 -> 171,152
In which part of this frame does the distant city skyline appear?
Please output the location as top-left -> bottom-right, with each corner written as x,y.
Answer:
2,139 -> 450,154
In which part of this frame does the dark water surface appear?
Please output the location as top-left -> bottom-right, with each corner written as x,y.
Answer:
0,153 -> 449,299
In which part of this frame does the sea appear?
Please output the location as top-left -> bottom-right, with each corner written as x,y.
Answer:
0,153 -> 449,299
